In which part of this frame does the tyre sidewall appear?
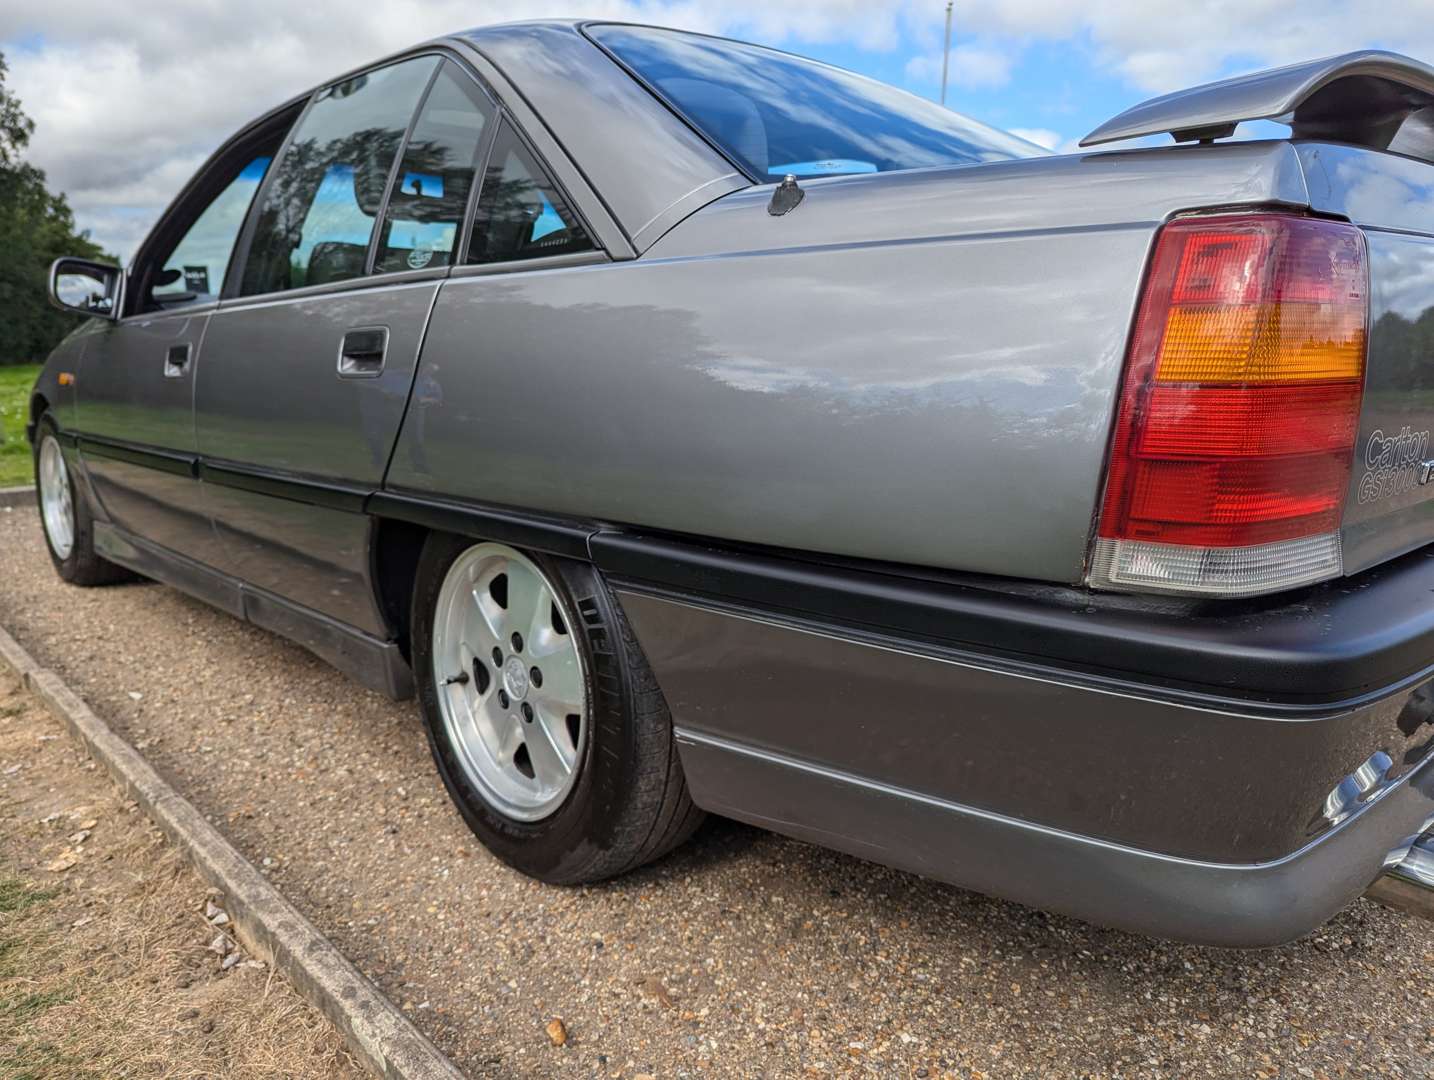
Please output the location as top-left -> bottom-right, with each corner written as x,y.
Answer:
411,533 -> 643,883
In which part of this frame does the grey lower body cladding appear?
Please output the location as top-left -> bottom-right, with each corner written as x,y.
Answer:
611,578 -> 1434,947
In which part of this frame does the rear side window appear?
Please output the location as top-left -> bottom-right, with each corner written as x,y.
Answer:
239,56 -> 439,296
466,121 -> 594,265
589,24 -> 1044,177
376,62 -> 494,274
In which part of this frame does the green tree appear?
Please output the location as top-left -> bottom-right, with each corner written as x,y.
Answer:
0,51 -> 110,365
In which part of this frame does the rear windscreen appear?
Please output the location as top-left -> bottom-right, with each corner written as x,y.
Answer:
588,24 -> 1045,179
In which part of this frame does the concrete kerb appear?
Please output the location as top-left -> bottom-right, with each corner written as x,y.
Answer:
0,622 -> 468,1080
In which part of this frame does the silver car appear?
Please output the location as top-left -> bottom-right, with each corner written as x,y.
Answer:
30,23 -> 1434,945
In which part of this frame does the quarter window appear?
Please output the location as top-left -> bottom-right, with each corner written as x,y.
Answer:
239,57 -> 439,296
376,62 -> 494,274
466,121 -> 594,265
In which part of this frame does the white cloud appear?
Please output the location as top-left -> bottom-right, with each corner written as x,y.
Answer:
905,43 -> 1015,90
952,0 -> 1434,94
6,0 -> 1434,257
1007,127 -> 1062,151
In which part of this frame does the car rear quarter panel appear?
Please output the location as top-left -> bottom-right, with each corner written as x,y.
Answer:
387,142 -> 1310,582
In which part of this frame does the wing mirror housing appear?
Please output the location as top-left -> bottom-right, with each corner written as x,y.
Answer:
49,257 -> 123,320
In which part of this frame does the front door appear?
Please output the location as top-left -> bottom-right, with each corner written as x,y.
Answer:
195,56 -> 495,635
76,147 -> 281,564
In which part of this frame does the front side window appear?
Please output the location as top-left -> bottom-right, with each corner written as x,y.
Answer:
588,25 -> 1045,178
376,62 -> 494,274
466,121 -> 594,265
239,57 -> 439,296
148,155 -> 274,310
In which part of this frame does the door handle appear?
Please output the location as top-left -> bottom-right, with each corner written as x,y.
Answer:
338,326 -> 389,378
164,343 -> 191,378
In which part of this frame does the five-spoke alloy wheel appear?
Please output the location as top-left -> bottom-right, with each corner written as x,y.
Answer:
411,533 -> 703,884
431,543 -> 587,821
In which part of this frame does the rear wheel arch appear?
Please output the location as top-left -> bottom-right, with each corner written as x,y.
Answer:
407,528 -> 703,882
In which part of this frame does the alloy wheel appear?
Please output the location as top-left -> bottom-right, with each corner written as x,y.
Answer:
38,434 -> 75,561
431,542 -> 588,821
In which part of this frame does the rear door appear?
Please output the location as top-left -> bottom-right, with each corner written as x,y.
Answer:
75,138 -> 283,563
195,56 -> 495,634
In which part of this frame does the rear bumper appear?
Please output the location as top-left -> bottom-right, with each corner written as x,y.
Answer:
600,533 -> 1434,945
676,724 -> 1434,948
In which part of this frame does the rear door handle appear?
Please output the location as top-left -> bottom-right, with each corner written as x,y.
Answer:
338,326 -> 389,378
164,343 -> 192,378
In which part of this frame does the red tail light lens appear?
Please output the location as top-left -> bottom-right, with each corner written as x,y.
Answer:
1089,214 -> 1368,598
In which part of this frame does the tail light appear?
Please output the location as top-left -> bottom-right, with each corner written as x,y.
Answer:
1089,213 -> 1368,598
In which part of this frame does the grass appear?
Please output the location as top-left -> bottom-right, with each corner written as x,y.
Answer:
0,877 -> 56,916
0,875 -> 74,1078
0,365 -> 40,489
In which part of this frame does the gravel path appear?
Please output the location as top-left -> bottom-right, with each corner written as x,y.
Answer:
2,505 -> 1432,1079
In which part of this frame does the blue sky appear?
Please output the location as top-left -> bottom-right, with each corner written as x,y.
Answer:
4,1 -> 1434,258
799,32 -> 1108,151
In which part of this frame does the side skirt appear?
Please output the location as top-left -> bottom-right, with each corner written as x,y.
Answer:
93,522 -> 414,700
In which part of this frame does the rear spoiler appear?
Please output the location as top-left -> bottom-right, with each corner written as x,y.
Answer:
1080,50 -> 1434,162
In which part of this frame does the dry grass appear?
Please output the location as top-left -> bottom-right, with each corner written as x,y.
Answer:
0,673 -> 362,1079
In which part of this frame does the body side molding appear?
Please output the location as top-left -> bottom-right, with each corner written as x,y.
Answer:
365,490 -> 593,560
62,419 -> 1434,709
79,433 -> 197,478
197,461 -> 369,514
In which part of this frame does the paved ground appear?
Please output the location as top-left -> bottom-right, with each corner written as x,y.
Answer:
1,505 -> 1432,1079
0,667 -> 362,1078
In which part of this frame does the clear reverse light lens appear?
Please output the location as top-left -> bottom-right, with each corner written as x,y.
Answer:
1089,533 -> 1342,598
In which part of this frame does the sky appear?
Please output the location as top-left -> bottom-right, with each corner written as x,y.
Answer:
3,0 -> 1434,261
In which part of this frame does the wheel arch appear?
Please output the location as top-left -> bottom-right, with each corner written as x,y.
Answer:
366,497 -> 600,661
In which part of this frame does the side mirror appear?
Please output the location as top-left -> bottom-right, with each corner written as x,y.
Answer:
49,257 -> 123,320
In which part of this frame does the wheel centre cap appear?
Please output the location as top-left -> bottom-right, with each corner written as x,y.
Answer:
502,656 -> 529,700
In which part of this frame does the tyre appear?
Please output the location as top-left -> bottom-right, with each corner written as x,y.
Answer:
32,416 -> 130,587
411,534 -> 703,883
